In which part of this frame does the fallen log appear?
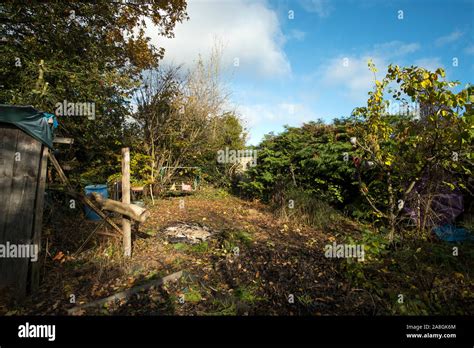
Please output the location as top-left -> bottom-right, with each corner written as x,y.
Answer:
67,270 -> 183,315
90,192 -> 150,223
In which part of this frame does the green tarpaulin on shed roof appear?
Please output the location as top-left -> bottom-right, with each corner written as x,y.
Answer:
0,105 -> 53,148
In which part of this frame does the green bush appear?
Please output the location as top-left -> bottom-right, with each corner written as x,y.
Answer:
239,119 -> 359,208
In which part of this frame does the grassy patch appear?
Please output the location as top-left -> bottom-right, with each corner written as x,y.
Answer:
203,285 -> 263,315
195,187 -> 231,200
171,241 -> 210,254
297,294 -> 313,306
184,287 -> 202,303
217,240 -> 235,255
234,230 -> 253,246
143,229 -> 156,236
190,242 -> 209,253
172,243 -> 189,251
219,229 -> 254,254
234,285 -> 263,304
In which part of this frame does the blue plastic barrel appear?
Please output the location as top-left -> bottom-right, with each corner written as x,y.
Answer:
84,184 -> 108,220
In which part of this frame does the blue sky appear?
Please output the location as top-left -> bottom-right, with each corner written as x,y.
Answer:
149,0 -> 474,145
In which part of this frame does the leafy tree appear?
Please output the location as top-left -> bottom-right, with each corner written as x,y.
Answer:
351,61 -> 473,241
132,46 -> 246,194
240,120 -> 357,207
195,111 -> 247,187
0,1 -> 188,184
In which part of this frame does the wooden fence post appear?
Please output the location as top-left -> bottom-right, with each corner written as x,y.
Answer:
122,148 -> 131,257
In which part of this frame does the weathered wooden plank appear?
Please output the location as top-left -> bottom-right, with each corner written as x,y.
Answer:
0,125 -> 20,292
47,152 -> 74,191
30,145 -> 49,293
10,130 -> 42,297
0,124 -> 17,242
0,125 -> 42,297
52,137 -> 74,144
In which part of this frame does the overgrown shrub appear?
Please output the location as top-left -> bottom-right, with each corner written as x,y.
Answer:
239,119 -> 359,208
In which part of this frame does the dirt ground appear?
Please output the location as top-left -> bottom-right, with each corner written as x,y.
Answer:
0,188 -> 383,315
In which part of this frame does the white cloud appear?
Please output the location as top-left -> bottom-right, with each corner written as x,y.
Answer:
316,54 -> 444,107
239,104 -> 276,128
319,55 -> 386,102
298,0 -> 333,17
413,57 -> 444,72
286,29 -> 306,41
465,44 -> 474,55
372,41 -> 420,57
143,0 -> 291,77
435,30 -> 464,46
314,41 -> 427,102
238,102 -> 317,143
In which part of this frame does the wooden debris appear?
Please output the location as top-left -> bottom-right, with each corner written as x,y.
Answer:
53,137 -> 74,144
90,192 -> 150,223
48,152 -> 123,235
122,147 -> 132,257
67,270 -> 183,315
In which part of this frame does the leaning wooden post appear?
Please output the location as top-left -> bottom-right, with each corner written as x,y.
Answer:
122,148 -> 132,257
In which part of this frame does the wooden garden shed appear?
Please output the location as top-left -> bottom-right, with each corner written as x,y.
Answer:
0,105 -> 52,297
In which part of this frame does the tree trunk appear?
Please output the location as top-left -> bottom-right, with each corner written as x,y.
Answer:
122,148 -> 132,257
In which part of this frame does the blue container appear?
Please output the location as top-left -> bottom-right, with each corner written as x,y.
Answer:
84,184 -> 108,220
